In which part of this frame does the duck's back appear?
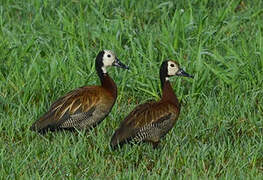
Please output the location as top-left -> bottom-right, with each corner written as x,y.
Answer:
31,86 -> 116,133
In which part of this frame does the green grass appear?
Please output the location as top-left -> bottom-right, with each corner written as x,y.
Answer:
1,0 -> 263,178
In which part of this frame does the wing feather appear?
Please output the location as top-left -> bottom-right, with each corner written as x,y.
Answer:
111,100 -> 179,148
31,86 -> 114,132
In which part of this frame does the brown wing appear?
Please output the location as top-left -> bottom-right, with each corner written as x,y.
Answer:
121,101 -> 178,129
110,100 -> 179,149
30,86 -> 115,132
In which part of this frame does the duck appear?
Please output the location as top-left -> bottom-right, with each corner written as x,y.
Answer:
30,50 -> 129,133
110,60 -> 193,149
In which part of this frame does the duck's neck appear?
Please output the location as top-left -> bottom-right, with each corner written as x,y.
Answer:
100,73 -> 117,99
161,80 -> 179,106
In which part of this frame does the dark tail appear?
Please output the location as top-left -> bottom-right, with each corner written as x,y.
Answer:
110,129 -> 122,150
30,119 -> 49,133
110,127 -> 134,150
30,111 -> 55,133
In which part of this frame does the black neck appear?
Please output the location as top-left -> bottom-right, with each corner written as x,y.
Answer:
95,50 -> 106,85
159,61 -> 168,89
96,67 -> 106,85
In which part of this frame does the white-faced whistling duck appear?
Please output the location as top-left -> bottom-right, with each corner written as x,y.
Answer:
110,60 -> 193,149
30,50 -> 129,133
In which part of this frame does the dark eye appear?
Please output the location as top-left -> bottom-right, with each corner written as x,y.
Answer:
170,64 -> 175,67
107,54 -> 111,58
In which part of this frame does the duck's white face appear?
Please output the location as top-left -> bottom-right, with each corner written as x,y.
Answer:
101,50 -> 116,73
167,61 -> 179,76
166,60 -> 193,80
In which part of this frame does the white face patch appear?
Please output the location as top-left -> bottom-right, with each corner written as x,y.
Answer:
101,50 -> 116,73
167,61 -> 179,76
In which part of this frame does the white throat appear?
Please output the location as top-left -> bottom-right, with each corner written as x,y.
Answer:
165,77 -> 169,81
101,66 -> 107,73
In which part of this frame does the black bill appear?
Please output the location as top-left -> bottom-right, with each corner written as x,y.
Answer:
113,58 -> 129,70
176,69 -> 194,78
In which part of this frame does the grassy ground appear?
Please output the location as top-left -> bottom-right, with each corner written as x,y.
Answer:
1,0 -> 263,178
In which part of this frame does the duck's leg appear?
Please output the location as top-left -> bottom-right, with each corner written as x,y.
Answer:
144,137 -> 160,149
152,141 -> 160,149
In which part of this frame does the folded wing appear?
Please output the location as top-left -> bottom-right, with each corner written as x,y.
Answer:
31,86 -> 115,133
111,100 -> 179,149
